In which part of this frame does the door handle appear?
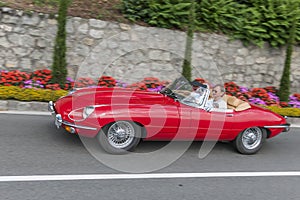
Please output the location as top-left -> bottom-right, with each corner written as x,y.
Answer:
226,114 -> 234,117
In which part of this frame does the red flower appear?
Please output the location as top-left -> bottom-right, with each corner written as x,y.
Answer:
97,76 -> 116,87
74,77 -> 96,88
194,78 -> 206,83
264,86 -> 277,93
293,93 -> 300,101
279,102 -> 289,108
143,77 -> 160,83
127,82 -> 148,90
46,84 -> 61,90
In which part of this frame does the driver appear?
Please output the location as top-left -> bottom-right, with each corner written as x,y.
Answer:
184,81 -> 208,105
191,80 -> 206,91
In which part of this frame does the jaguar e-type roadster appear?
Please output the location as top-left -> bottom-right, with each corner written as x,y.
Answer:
48,77 -> 290,155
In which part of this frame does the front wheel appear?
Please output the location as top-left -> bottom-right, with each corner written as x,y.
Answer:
234,127 -> 266,155
97,121 -> 141,154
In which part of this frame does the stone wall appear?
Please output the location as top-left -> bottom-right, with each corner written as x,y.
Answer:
0,7 -> 299,92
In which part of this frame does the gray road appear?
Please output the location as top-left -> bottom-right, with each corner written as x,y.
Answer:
0,113 -> 300,200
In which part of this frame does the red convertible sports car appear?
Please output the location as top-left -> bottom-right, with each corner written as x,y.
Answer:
48,77 -> 290,155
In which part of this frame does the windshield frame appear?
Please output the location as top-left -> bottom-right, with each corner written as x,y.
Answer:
160,77 -> 210,109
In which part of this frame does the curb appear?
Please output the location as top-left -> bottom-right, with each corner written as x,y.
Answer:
0,110 -> 50,116
0,100 -> 48,112
0,100 -> 300,127
286,118 -> 300,128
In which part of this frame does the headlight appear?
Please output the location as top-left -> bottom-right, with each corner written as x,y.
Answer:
83,106 -> 95,119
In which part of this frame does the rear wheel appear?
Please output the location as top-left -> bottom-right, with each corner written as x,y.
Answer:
98,121 -> 141,154
234,127 -> 266,154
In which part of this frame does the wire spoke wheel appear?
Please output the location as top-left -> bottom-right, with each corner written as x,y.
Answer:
241,127 -> 262,150
107,121 -> 135,149
98,121 -> 141,154
234,127 -> 266,155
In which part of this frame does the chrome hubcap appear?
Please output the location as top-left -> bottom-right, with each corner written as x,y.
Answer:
242,127 -> 262,150
107,121 -> 135,149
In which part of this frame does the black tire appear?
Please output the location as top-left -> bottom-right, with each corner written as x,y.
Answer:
97,121 -> 141,154
234,127 -> 267,155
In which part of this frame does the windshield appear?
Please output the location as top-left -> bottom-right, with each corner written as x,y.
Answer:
160,77 -> 210,109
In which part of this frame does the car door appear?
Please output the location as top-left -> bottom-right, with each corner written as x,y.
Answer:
142,97 -> 180,140
192,108 -> 234,140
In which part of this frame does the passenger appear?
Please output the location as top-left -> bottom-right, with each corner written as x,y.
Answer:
206,84 -> 227,110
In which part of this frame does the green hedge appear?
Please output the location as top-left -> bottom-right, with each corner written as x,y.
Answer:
122,0 -> 191,29
121,0 -> 300,47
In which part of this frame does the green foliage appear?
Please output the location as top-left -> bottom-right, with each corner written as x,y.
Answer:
122,0 -> 192,29
197,0 -> 245,32
51,0 -> 71,87
240,0 -> 300,47
0,86 -> 68,102
197,0 -> 300,47
33,0 -> 59,6
121,0 -> 150,22
278,11 -> 298,101
182,0 -> 196,81
122,0 -> 300,47
147,0 -> 191,29
0,1 -> 7,7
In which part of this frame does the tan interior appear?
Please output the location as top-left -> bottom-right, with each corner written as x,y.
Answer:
223,95 -> 251,111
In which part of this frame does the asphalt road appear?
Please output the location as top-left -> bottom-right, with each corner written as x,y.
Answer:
0,113 -> 300,200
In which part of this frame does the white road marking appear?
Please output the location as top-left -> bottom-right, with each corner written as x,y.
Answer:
1,172 -> 300,182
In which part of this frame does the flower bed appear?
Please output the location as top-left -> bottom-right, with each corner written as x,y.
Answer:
224,81 -> 300,108
0,86 -> 68,102
0,69 -> 299,116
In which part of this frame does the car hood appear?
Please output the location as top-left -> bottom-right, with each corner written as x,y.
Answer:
56,87 -> 167,110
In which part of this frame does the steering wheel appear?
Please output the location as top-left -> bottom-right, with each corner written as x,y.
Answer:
161,88 -> 177,99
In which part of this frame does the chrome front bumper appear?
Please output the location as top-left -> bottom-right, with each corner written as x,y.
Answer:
48,101 -> 55,115
48,101 -> 97,131
48,101 -> 63,128
263,123 -> 291,132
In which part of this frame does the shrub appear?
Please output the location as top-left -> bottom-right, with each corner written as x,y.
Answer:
122,0 -> 191,29
0,86 -> 22,99
51,0 -> 71,86
0,86 -> 68,102
121,0 -> 150,22
265,106 -> 300,117
122,0 -> 300,47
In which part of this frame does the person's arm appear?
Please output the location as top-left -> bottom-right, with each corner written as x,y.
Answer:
208,99 -> 227,112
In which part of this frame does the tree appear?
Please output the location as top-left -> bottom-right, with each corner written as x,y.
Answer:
51,0 -> 71,86
277,0 -> 300,101
278,13 -> 297,101
182,0 -> 196,81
